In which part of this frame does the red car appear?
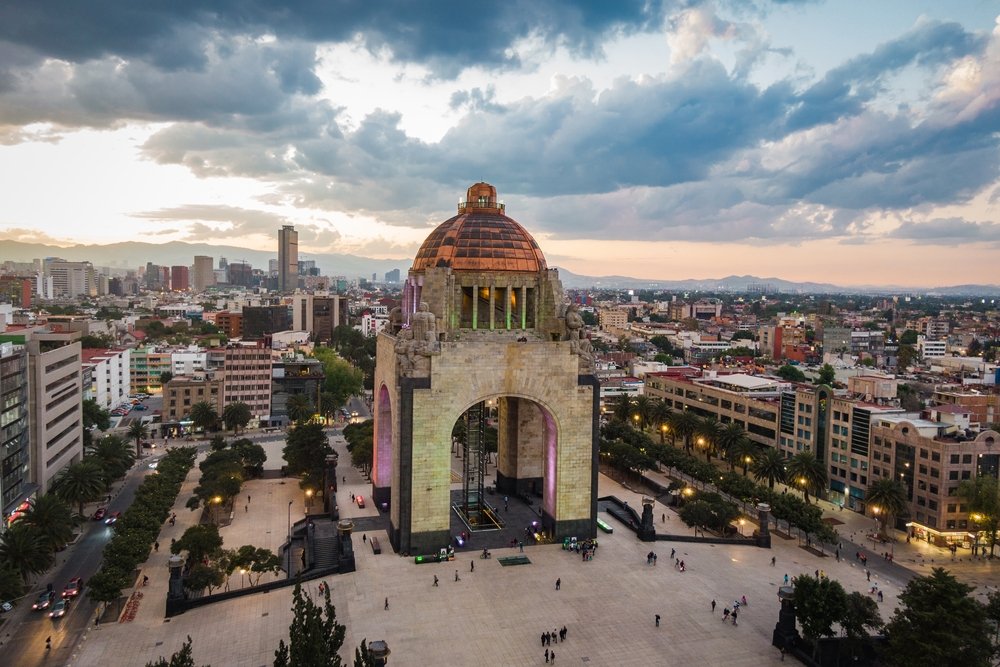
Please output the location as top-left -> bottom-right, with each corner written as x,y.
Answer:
92,507 -> 107,521
62,577 -> 83,599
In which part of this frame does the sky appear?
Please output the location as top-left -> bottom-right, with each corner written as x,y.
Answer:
0,0 -> 999,287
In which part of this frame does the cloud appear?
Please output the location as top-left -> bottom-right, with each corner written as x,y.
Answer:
0,226 -> 72,245
133,204 -> 291,239
889,217 -> 1000,244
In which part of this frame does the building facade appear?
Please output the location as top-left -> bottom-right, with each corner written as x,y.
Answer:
0,341 -> 32,522
162,374 -> 224,428
170,265 -> 190,292
270,357 -> 325,426
278,225 -> 299,293
208,341 -> 272,421
81,347 -> 131,410
192,255 -> 215,292
26,332 -> 83,493
130,346 -> 173,394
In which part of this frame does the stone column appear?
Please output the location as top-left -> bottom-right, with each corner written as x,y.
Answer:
756,502 -> 772,548
772,585 -> 801,651
638,497 -> 656,542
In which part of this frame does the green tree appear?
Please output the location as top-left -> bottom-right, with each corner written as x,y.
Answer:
159,371 -> 174,387
815,363 -> 836,385
21,494 -> 77,552
695,416 -> 724,462
792,574 -> 848,661
190,401 -> 220,433
222,402 -> 253,434
274,582 -> 347,667
899,329 -> 919,345
287,394 -> 315,425
669,409 -> 700,454
958,476 -> 1000,556
678,492 -> 739,534
897,345 -> 917,371
344,420 -> 374,477
127,420 -> 149,458
0,562 -> 25,606
145,636 -> 206,667
0,523 -> 53,581
83,398 -> 111,431
88,434 -> 136,485
171,525 -> 223,565
716,422 -> 747,471
313,348 -> 364,409
776,364 -> 806,382
284,423 -> 333,489
885,567 -> 992,666
86,566 -> 129,616
231,438 -> 267,478
353,639 -> 376,667
651,401 -> 673,444
184,563 -> 225,595
866,478 -> 908,538
842,591 -> 883,655
231,545 -> 281,585
610,394 -> 634,424
53,460 -> 106,515
633,395 -> 654,430
786,451 -> 827,504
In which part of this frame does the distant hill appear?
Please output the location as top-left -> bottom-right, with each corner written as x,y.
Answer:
1,239 -> 998,295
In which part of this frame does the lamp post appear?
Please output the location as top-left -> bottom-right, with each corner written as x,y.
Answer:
305,488 -> 314,513
239,568 -> 246,588
971,513 -> 983,557
287,500 -> 293,575
739,517 -> 746,536
633,413 -> 641,430
872,506 -> 881,547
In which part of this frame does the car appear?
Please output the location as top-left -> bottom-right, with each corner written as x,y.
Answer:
32,591 -> 54,611
104,511 -> 121,525
92,507 -> 107,521
48,599 -> 68,619
133,404 -> 147,411
148,460 -> 160,469
62,577 -> 83,599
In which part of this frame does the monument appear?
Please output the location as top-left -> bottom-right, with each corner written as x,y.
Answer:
372,183 -> 599,554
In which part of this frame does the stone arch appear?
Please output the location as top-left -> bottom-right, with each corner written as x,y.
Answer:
373,383 -> 393,491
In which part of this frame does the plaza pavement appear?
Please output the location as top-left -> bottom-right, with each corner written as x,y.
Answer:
70,444 -> 915,667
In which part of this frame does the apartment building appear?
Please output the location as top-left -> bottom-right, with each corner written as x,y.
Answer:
290,293 -> 348,342
208,341 -> 272,421
0,340 -> 32,519
215,311 -> 243,339
162,374 -> 223,429
931,389 -> 1000,429
81,347 -> 131,410
130,346 -> 173,394
26,332 -> 83,493
171,348 -> 208,376
271,357 -> 325,427
598,308 -> 628,333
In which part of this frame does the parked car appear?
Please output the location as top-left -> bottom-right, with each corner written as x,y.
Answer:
92,507 -> 107,521
32,591 -> 54,611
62,577 -> 83,599
48,599 -> 68,619
104,511 -> 121,525
133,404 -> 147,411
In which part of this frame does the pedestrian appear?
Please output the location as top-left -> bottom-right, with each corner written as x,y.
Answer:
247,495 -> 251,504
771,556 -> 776,567
741,595 -> 748,606
471,561 -> 474,572
655,613 -> 660,627
245,505 -> 248,513
653,553 -> 657,566
455,570 -> 460,582
384,597 -> 389,610
783,573 -> 789,585
561,626 -> 567,641
723,608 -> 730,621
363,534 -> 367,543
519,541 -> 524,552
662,513 -> 665,523
711,599 -> 716,613
556,578 -> 561,590
154,541 -> 159,552
550,650 -> 555,662
731,610 -> 738,626
670,548 -> 676,559
877,590 -> 884,602
352,493 -> 355,502
545,648 -> 549,663
866,569 -> 871,582
433,575 -> 439,586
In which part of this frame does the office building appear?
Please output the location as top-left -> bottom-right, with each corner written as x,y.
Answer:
171,266 -> 190,292
226,262 -> 253,287
44,259 -> 96,299
208,341 -> 272,421
26,332 -> 83,492
277,225 -> 298,293
0,340 -> 32,519
192,256 -> 215,292
290,294 -> 348,342
162,374 -> 223,429
242,305 -> 291,340
0,276 -> 32,307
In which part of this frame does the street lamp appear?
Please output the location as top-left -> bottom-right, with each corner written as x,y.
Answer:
287,500 -> 294,575
305,488 -> 314,511
971,513 -> 984,557
633,414 -> 641,429
872,506 -> 881,546
239,568 -> 246,588
739,517 -> 746,536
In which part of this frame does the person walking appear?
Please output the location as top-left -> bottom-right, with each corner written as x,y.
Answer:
771,556 -> 776,567
550,650 -> 555,662
455,570 -> 460,582
470,561 -> 474,572
545,648 -> 549,663
154,541 -> 159,552
433,575 -> 439,587
731,610 -> 738,626
723,608 -> 730,622
655,614 -> 660,627
384,597 -> 389,610
711,599 -> 716,613
783,573 -> 789,585
247,495 -> 251,504
866,569 -> 871,582
555,578 -> 561,590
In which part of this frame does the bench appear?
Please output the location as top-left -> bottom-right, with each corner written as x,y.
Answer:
596,518 -> 614,534
370,537 -> 381,555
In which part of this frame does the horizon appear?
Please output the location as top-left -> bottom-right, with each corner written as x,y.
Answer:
1,2 -> 999,286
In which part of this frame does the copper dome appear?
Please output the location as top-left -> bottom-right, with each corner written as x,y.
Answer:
411,183 -> 547,273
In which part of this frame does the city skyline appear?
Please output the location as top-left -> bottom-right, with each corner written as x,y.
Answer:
1,1 -> 999,287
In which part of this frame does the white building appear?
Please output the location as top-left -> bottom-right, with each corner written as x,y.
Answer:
919,337 -> 947,358
360,310 -> 388,337
171,347 -> 208,376
81,347 -> 131,410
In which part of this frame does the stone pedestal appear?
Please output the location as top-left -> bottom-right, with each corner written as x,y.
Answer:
756,502 -> 772,549
638,497 -> 657,542
772,585 -> 801,650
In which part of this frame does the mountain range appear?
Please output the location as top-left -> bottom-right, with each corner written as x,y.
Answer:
2,239 -> 998,296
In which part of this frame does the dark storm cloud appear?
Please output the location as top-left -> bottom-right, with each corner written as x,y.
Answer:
0,1 -> 668,76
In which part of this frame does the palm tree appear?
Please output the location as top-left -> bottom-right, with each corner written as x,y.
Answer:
696,417 -> 724,462
21,494 -> 77,551
611,394 -> 633,425
190,401 -> 219,434
652,401 -> 673,444
634,395 -> 654,430
786,451 -> 828,504
286,394 -> 314,425
88,435 -> 135,484
222,401 -> 253,434
52,460 -> 106,515
731,438 -> 759,477
0,523 -> 53,582
126,421 -> 148,458
717,422 -> 747,470
0,563 -> 25,603
752,448 -> 787,490
865,478 -> 907,538
671,410 -> 700,454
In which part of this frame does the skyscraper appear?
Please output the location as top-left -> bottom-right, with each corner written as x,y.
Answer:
277,225 -> 298,293
171,265 -> 189,291
192,255 -> 215,292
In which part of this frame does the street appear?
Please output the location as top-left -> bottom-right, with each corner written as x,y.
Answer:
1,458 -> 156,666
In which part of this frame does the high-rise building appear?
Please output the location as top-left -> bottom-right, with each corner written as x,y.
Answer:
291,294 -> 348,342
242,305 -> 292,340
81,347 -> 131,410
0,276 -> 33,307
227,262 -> 253,287
384,268 -> 401,283
192,256 -> 215,292
0,340 -> 31,517
26,332 -> 83,492
171,265 -> 190,292
43,259 -> 97,299
277,225 -> 298,293
208,341 -> 272,421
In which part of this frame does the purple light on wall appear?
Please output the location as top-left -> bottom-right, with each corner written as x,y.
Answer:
374,384 -> 392,487
542,405 -> 557,519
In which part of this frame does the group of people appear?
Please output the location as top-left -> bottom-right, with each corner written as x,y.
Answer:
645,551 -> 658,565
541,626 -> 568,663
720,596 -> 748,626
564,537 -> 598,561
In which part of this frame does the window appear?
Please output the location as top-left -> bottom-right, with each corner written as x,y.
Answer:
962,470 -> 971,480
919,449 -> 928,459
931,452 -> 940,462
928,500 -> 938,511
962,455 -> 973,464
947,504 -> 957,513
919,465 -> 928,475
949,470 -> 959,480
950,454 -> 960,464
